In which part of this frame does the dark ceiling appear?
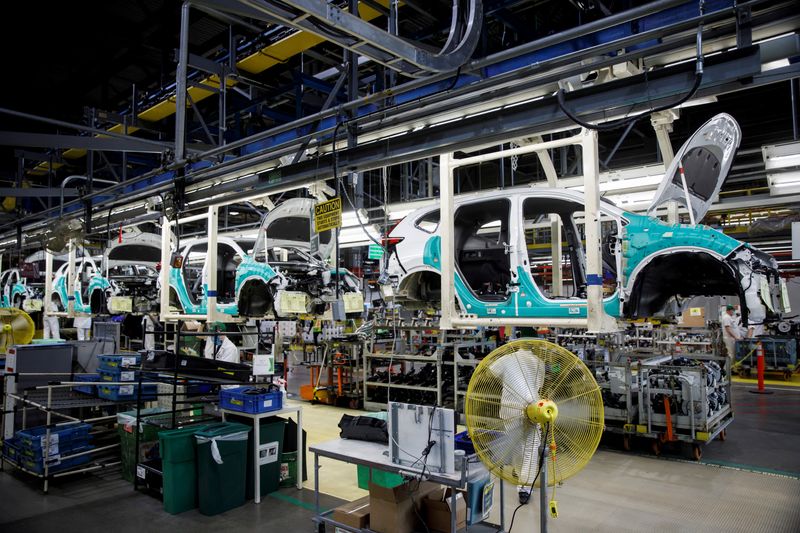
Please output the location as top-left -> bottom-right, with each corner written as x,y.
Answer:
0,0 -> 797,214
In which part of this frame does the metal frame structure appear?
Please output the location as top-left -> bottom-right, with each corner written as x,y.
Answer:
2,0 -> 800,253
439,129 -> 618,332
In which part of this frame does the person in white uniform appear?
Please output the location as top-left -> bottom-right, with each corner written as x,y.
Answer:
43,298 -> 61,340
203,322 -> 240,364
721,304 -> 742,361
142,312 -> 158,351
74,314 -> 92,340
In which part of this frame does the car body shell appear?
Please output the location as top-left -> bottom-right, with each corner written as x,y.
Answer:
386,187 -> 785,324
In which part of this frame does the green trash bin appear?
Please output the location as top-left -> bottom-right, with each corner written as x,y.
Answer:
195,422 -> 251,516
117,408 -> 166,483
159,424 -> 210,514
244,417 -> 285,500
279,451 -> 297,488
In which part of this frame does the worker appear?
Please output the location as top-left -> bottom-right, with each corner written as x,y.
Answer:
43,297 -> 60,340
142,312 -> 158,351
204,321 -> 240,364
74,314 -> 92,341
721,304 -> 742,361
747,319 -> 764,339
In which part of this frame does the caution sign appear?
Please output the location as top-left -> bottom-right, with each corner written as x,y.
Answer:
314,197 -> 342,233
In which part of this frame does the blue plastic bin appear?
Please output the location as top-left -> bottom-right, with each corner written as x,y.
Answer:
98,382 -> 158,401
97,354 -> 140,371
219,387 -> 282,414
99,367 -> 138,382
73,374 -> 100,395
19,445 -> 95,474
455,430 -> 476,455
17,423 -> 92,450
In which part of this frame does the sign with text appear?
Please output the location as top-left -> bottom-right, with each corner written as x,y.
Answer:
314,197 -> 342,233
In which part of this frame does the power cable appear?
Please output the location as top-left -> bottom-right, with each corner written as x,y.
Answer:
557,0 -> 706,131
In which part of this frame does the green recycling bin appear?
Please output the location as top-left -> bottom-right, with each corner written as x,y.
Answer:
279,451 -> 297,488
159,424 -> 210,514
245,417 -> 285,500
117,408 -> 165,483
195,422 -> 251,516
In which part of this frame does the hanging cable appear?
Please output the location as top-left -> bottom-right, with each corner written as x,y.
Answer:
557,0 -> 706,131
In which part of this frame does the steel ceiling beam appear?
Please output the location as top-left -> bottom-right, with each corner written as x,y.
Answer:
0,131 -> 173,153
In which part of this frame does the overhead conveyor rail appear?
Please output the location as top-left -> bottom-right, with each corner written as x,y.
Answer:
195,0 -> 482,77
3,0 -> 800,246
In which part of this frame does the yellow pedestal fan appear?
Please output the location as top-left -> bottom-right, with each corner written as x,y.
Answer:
464,339 -> 604,532
0,307 -> 36,354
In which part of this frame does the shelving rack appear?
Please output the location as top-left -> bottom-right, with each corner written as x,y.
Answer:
1,374 -> 126,493
363,325 -> 444,411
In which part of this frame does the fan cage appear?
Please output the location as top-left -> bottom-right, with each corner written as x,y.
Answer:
465,339 -> 604,487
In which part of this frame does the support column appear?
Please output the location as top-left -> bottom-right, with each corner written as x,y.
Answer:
439,153 -> 456,329
67,240 -> 76,318
159,216 -> 173,320
206,205 -> 220,323
652,110 -> 679,223
532,136 -> 563,297
175,1 -> 190,162
583,129 -> 609,333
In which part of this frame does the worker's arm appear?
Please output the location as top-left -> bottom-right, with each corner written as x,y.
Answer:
725,325 -> 741,341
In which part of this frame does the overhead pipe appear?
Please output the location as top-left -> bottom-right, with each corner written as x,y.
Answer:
60,175 -> 118,218
2,0 -> 790,236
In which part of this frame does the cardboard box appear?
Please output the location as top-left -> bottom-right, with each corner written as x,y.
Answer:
679,307 -> 706,328
369,480 -> 438,533
423,488 -> 467,533
332,496 -> 370,530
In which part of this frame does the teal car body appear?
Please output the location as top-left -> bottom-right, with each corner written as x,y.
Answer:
168,237 -> 280,316
388,187 -> 784,325
51,259 -> 111,313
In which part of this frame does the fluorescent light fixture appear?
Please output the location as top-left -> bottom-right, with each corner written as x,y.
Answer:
338,224 -> 381,248
603,190 -> 657,210
341,209 -> 369,228
763,141 -> 800,195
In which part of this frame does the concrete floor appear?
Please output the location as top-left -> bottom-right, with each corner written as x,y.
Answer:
1,382 -> 799,532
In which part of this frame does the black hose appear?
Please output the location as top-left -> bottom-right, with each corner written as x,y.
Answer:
557,0 -> 706,131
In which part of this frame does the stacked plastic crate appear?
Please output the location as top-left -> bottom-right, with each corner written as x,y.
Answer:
5,423 -> 94,474
96,354 -> 158,401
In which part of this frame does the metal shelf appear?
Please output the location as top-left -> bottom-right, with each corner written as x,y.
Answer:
366,353 -> 438,362
365,381 -> 438,392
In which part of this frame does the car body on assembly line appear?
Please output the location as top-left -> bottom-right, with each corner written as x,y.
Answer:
241,198 -> 362,317
50,255 -> 110,314
386,114 -> 789,326
0,268 -> 41,312
167,198 -> 363,318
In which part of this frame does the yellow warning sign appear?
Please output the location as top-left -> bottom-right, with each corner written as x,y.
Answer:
314,197 -> 342,233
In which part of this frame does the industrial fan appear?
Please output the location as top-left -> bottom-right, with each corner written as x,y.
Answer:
42,219 -> 84,254
0,307 -> 36,354
464,339 -> 604,530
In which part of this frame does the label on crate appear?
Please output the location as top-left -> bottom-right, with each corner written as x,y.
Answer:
263,399 -> 273,408
120,385 -> 134,396
121,356 -> 137,367
40,433 -> 60,457
45,454 -> 61,467
120,371 -> 135,381
137,465 -> 146,479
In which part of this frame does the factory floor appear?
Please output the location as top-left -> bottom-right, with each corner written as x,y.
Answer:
1,382 -> 798,533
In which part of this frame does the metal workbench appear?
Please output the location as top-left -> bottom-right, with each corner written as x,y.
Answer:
310,438 -> 506,533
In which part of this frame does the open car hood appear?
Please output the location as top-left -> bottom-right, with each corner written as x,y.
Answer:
104,231 -> 163,269
647,113 -> 741,223
259,198 -> 335,261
